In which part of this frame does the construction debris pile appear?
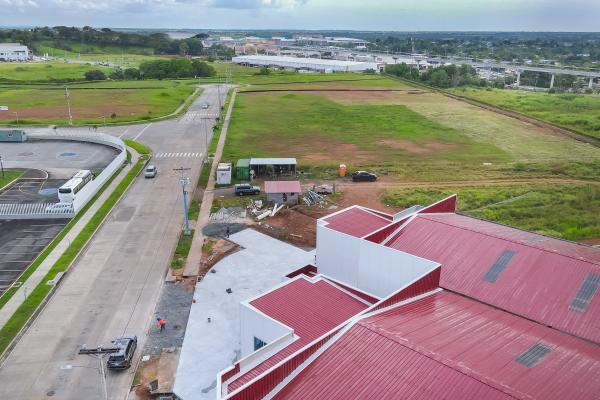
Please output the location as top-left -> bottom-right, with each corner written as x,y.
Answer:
210,207 -> 247,223
303,190 -> 328,207
247,199 -> 285,220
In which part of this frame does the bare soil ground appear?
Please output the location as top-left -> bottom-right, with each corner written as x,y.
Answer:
199,238 -> 239,279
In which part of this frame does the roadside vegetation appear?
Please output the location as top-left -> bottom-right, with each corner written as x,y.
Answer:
0,62 -> 116,83
383,184 -> 600,241
170,230 -> 195,269
0,157 -> 147,355
0,170 -> 23,189
447,87 -> 600,140
123,138 -> 152,155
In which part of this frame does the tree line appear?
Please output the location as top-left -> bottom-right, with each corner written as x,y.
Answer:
84,58 -> 216,81
386,63 -> 484,88
0,27 -> 232,58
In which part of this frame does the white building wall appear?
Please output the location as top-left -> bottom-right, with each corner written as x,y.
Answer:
0,44 -> 29,61
240,304 -> 292,357
316,224 -> 439,298
316,224 -> 362,287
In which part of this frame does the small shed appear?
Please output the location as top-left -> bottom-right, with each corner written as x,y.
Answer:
250,158 -> 296,178
0,129 -> 27,142
216,163 -> 232,185
236,159 -> 250,180
264,180 -> 302,205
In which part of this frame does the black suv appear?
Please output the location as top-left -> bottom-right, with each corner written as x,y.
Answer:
234,183 -> 260,196
106,336 -> 137,370
351,171 -> 377,182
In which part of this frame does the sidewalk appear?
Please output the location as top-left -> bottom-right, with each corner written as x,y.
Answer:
183,89 -> 237,277
0,150 -> 140,328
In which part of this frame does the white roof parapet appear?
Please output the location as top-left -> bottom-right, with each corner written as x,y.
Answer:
250,158 -> 297,165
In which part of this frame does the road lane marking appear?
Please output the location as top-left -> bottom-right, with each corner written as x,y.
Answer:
133,123 -> 152,141
118,128 -> 129,138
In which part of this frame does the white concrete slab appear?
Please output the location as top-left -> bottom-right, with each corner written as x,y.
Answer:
173,228 -> 315,400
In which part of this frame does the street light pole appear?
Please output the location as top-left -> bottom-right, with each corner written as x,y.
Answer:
173,167 -> 192,235
64,86 -> 73,126
0,155 -> 4,178
13,112 -> 19,128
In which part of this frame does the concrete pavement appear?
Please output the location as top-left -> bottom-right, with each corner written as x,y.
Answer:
183,89 -> 237,277
0,85 -> 228,400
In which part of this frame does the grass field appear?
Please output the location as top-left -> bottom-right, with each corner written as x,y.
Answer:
0,62 -> 117,82
383,184 -> 600,241
34,42 -> 161,67
0,80 -> 195,125
0,170 -> 23,188
223,80 -> 600,181
448,87 -> 600,140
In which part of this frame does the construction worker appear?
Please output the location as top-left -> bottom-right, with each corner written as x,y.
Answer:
159,319 -> 166,333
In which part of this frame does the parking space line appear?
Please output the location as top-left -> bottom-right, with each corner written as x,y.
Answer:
1,260 -> 34,263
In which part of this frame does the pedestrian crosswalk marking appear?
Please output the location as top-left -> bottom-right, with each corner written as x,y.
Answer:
155,152 -> 203,159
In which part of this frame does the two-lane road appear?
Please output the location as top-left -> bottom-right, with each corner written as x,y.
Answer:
0,85 -> 227,399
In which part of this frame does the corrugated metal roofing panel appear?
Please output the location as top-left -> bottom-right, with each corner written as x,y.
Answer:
386,213 -> 600,343
228,278 -> 368,392
264,181 -> 301,194
250,158 -> 297,165
322,207 -> 392,238
274,291 -> 600,400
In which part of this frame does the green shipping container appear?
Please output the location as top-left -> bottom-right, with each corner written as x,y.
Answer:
236,159 -> 250,180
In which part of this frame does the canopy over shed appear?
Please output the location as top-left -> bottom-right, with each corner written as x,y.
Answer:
250,158 -> 297,178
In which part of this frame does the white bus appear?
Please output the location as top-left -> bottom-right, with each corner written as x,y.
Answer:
58,170 -> 93,203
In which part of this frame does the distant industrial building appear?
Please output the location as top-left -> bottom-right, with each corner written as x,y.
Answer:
232,55 -> 381,73
0,43 -> 29,61
216,195 -> 600,400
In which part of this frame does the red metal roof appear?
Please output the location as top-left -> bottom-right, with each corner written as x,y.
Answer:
322,206 -> 392,238
228,278 -> 368,392
264,180 -> 301,193
385,213 -> 600,343
274,291 -> 600,400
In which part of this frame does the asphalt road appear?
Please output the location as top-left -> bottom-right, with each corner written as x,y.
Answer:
0,84 -> 227,399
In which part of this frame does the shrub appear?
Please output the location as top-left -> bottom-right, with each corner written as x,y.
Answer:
84,69 -> 107,81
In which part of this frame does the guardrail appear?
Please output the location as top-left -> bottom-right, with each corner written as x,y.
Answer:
0,203 -> 74,219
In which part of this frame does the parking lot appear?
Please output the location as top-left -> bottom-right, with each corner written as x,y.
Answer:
0,176 -> 64,204
0,219 -> 67,295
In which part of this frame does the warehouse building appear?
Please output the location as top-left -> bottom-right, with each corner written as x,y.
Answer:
217,195 -> 600,400
0,43 -> 29,61
232,55 -> 381,73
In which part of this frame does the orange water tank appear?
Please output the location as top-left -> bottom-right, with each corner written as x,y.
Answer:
339,164 -> 347,177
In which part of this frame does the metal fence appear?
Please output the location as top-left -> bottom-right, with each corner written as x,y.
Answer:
0,202 -> 74,219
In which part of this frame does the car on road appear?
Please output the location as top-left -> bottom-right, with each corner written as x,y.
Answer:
106,336 -> 137,370
351,171 -> 377,182
144,165 -> 157,179
235,183 -> 260,196
201,103 -> 210,109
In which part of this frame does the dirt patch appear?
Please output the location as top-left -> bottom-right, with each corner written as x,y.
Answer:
0,104 -> 147,120
300,141 -> 375,164
376,139 -> 456,155
134,356 -> 159,400
252,208 -> 318,248
315,89 -> 426,104
199,237 -> 239,279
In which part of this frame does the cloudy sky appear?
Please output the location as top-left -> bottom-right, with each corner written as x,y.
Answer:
1,0 -> 598,31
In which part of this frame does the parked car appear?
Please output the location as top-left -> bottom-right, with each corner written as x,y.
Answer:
106,336 -> 137,370
235,183 -> 260,196
201,103 -> 210,109
351,171 -> 377,182
144,165 -> 157,179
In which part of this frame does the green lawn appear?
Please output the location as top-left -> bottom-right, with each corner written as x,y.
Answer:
0,80 -> 194,125
0,170 -> 22,188
383,184 -> 600,241
0,62 -> 117,82
224,91 -> 510,175
448,87 -> 600,140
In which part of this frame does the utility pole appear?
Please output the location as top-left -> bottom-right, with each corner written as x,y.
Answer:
78,346 -> 116,400
0,154 -> 4,178
174,167 -> 192,235
64,86 -> 73,126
